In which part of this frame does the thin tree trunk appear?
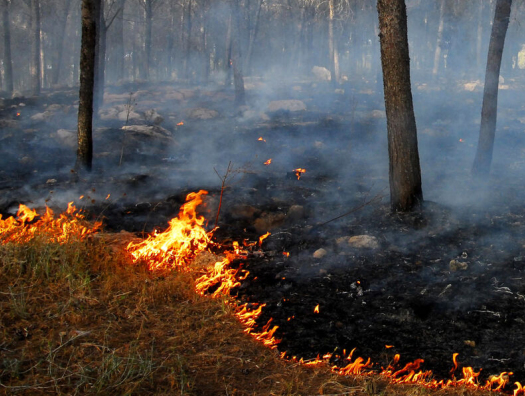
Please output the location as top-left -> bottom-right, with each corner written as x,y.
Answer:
224,14 -> 232,86
377,0 -> 423,213
144,0 -> 152,80
2,0 -> 13,95
30,0 -> 41,96
328,0 -> 339,85
476,0 -> 484,69
93,0 -> 103,115
472,0 -> 512,176
245,0 -> 262,74
183,0 -> 192,80
76,0 -> 100,173
231,0 -> 245,106
432,0 -> 445,76
52,1 -> 72,86
166,1 -> 175,79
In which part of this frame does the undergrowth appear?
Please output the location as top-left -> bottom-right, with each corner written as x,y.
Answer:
0,232 -> 501,395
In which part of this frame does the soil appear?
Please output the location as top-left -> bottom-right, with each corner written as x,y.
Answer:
3,79 -> 525,392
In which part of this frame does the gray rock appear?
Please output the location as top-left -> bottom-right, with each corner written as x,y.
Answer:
347,235 -> 379,249
267,100 -> 306,113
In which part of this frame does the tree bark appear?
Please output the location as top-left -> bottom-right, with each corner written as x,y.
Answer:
30,0 -> 41,96
51,1 -> 72,86
94,0 -> 104,115
2,0 -> 13,95
245,0 -> 262,74
328,0 -> 339,85
377,0 -> 423,213
472,0 -> 512,177
76,0 -> 100,173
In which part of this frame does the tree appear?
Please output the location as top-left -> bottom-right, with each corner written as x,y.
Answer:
231,0 -> 245,107
30,0 -> 41,96
471,0 -> 512,177
2,0 -> 13,95
377,0 -> 423,212
76,0 -> 101,173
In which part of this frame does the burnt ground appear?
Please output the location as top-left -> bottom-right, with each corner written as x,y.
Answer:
3,78 -> 525,391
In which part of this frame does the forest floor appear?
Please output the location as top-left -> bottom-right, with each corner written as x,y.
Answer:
2,74 -> 525,394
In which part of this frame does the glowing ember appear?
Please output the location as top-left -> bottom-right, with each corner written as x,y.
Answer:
177,121 -> 184,126
0,202 -> 101,244
459,138 -> 464,142
16,112 -> 20,116
258,137 -> 266,142
106,194 -> 111,200
126,190 -> 211,270
283,251 -> 290,257
314,304 -> 320,313
293,168 -> 306,180
264,159 -> 272,166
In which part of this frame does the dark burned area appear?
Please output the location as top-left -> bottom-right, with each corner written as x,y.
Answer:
2,81 -> 525,391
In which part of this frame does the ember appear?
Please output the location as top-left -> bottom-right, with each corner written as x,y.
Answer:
293,168 -> 306,180
264,158 -> 272,165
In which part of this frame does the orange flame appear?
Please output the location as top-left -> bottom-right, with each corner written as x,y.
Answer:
293,168 -> 306,180
177,121 -> 184,126
0,203 -> 101,244
314,304 -> 320,313
264,159 -> 272,166
258,137 -> 266,142
126,190 -> 210,271
258,232 -> 270,247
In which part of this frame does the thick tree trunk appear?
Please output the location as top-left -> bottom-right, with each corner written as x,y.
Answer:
231,0 -> 245,107
472,0 -> 512,177
30,0 -> 41,96
2,0 -> 13,95
377,0 -> 423,213
76,0 -> 100,173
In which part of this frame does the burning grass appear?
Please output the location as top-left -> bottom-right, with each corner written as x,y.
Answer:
0,202 -> 511,395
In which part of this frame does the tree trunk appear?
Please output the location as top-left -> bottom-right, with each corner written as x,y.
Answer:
328,0 -> 339,85
183,0 -> 192,80
377,0 -> 423,213
30,0 -> 41,96
472,0 -> 512,177
476,0 -> 484,70
51,1 -> 72,86
144,0 -> 152,80
166,1 -> 175,79
94,0 -> 104,115
245,0 -> 262,74
231,0 -> 245,107
432,0 -> 445,76
76,0 -> 100,173
2,0 -> 13,95
224,13 -> 232,86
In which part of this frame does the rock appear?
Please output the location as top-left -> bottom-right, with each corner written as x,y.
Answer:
165,91 -> 184,101
313,248 -> 328,259
336,236 -> 351,245
121,125 -> 172,139
56,129 -> 76,148
30,111 -> 52,122
449,259 -> 468,271
287,205 -> 305,221
348,235 -> 379,249
253,212 -> 286,233
312,66 -> 331,81
231,205 -> 260,220
143,109 -> 164,125
187,107 -> 219,120
464,80 -> 481,91
369,110 -> 386,119
267,100 -> 306,113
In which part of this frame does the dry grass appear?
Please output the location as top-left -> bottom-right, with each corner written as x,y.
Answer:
0,232 -> 504,395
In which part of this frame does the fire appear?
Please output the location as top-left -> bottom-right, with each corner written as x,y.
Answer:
293,168 -> 306,180
177,121 -> 184,126
258,137 -> 266,142
126,190 -> 211,271
264,159 -> 272,165
258,231 -> 270,247
459,138 -> 464,142
122,190 -> 522,393
16,112 -> 20,116
0,202 -> 101,244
